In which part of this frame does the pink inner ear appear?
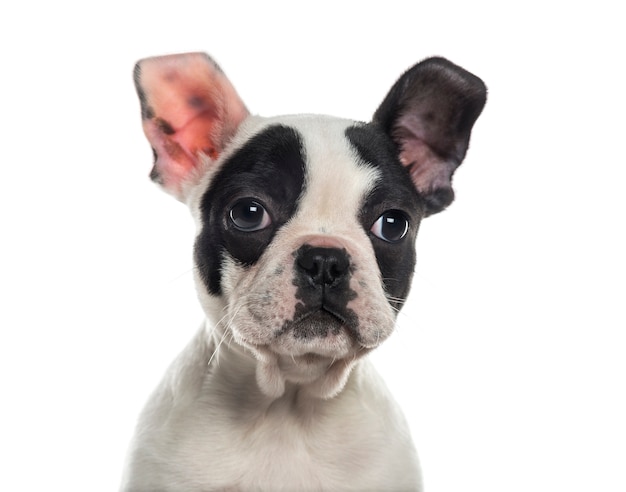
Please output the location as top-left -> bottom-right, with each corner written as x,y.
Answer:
137,53 -> 249,197
394,114 -> 456,195
399,139 -> 456,194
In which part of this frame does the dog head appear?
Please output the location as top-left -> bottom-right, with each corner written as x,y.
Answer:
134,53 -> 486,398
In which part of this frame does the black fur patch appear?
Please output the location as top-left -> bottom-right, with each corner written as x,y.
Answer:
133,63 -> 154,120
346,123 -> 424,311
194,125 -> 306,295
155,118 -> 175,135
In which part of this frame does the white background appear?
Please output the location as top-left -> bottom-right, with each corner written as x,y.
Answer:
1,1 -> 624,491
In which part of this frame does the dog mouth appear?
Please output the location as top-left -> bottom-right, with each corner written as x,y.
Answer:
294,307 -> 353,334
253,308 -> 370,398
233,304 -> 376,399
275,304 -> 361,343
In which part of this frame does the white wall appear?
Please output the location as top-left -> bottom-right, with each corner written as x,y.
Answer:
1,1 -> 624,491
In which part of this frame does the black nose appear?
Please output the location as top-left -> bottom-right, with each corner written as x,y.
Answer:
296,246 -> 350,287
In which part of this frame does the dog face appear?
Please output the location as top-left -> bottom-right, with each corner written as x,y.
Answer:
190,115 -> 423,397
134,53 -> 486,398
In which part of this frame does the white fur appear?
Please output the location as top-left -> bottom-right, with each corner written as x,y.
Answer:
121,115 -> 422,491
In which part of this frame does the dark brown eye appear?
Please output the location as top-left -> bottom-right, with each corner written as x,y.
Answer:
229,199 -> 271,232
371,210 -> 409,243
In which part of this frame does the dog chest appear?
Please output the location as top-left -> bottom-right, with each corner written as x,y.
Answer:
160,361 -> 420,490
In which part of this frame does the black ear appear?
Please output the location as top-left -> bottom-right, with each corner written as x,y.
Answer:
374,57 -> 487,216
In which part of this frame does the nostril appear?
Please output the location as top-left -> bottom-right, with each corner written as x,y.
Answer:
297,250 -> 317,273
330,253 -> 349,276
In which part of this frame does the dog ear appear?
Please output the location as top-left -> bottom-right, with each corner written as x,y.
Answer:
374,57 -> 487,216
134,53 -> 249,200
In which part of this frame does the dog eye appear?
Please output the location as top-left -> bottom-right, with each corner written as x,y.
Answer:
370,210 -> 409,243
229,199 -> 272,232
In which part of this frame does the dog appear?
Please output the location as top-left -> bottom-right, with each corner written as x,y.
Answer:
120,52 -> 486,491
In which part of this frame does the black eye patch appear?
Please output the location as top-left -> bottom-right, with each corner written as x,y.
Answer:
194,125 -> 307,295
346,123 -> 423,310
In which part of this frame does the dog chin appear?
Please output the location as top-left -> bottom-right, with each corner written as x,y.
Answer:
239,319 -> 370,400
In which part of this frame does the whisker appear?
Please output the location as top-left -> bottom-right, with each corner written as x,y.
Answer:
207,298 -> 254,367
208,328 -> 230,367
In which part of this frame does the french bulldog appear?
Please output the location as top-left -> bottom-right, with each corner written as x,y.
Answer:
120,52 -> 486,491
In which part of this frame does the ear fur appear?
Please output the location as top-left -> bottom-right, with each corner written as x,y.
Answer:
374,57 -> 487,216
134,53 -> 249,200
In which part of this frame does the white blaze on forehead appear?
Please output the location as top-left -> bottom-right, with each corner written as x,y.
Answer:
287,116 -> 380,229
187,114 -> 380,226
